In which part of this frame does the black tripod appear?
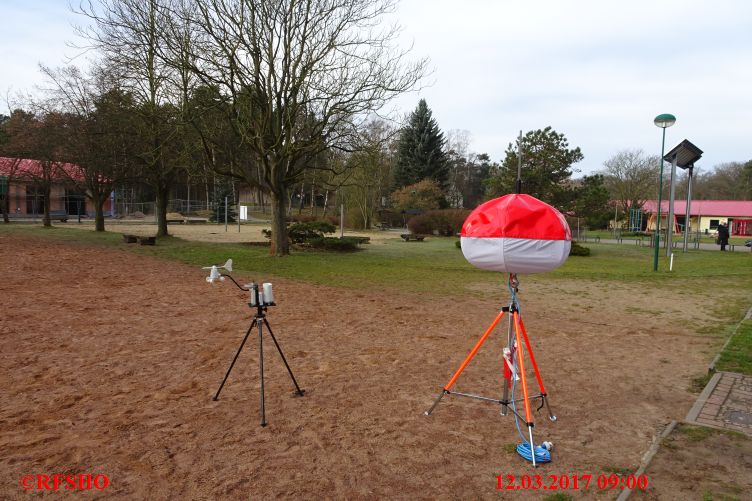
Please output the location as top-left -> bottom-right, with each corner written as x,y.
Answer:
213,279 -> 304,426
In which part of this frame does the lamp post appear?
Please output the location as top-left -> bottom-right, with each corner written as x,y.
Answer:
652,113 -> 676,271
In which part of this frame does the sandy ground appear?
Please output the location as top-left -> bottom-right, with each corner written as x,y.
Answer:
631,424 -> 752,500
58,220 -> 403,244
0,231 -> 734,499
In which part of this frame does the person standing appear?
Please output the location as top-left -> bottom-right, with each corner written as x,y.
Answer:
717,222 -> 730,251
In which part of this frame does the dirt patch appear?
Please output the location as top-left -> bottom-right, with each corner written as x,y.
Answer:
631,423 -> 752,500
0,232 -> 730,499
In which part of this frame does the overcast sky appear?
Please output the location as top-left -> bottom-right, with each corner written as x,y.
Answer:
2,0 -> 751,175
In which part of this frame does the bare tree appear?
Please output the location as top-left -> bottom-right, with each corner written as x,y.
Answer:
38,64 -> 135,231
600,149 -> 660,216
2,111 -> 70,227
177,0 -> 426,255
75,0 -> 185,237
336,119 -> 396,229
690,161 -> 752,200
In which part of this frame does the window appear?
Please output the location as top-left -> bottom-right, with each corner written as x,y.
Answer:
26,185 -> 45,214
709,219 -> 719,230
64,189 -> 86,215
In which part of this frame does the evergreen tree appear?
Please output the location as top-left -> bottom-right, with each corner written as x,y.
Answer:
394,99 -> 449,189
485,126 -> 583,208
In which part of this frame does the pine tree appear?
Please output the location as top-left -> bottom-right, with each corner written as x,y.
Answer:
394,99 -> 449,189
485,127 -> 583,208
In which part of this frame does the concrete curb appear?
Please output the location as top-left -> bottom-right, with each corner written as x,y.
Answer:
615,420 -> 678,501
684,372 -> 723,422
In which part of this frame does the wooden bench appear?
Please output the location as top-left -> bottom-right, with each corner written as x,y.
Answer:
401,233 -> 425,242
138,236 -> 157,246
123,234 -> 139,244
183,217 -> 209,224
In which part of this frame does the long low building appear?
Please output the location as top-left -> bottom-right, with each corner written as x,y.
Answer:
0,157 -> 113,218
642,200 -> 752,236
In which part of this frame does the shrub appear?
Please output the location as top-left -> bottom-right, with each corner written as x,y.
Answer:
307,236 -> 362,252
391,179 -> 446,212
287,214 -> 318,223
455,240 -> 461,249
407,209 -> 471,236
406,214 -> 433,235
288,221 -> 336,243
569,241 -> 590,256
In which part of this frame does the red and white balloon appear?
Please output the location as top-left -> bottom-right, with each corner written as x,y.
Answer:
461,194 -> 571,274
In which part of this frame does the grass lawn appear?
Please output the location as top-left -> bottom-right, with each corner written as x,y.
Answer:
3,224 -> 752,298
716,321 -> 752,375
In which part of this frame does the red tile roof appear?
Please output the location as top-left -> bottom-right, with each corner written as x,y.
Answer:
0,157 -> 83,182
642,199 -> 752,217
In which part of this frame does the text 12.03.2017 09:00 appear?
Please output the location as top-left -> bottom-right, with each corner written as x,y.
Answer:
496,474 -> 649,491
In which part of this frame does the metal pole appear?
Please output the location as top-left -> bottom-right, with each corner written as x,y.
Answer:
340,204 -> 344,238
224,196 -> 228,232
516,130 -> 523,194
258,313 -> 266,427
666,155 -> 678,256
683,166 -> 694,252
614,204 -> 618,238
653,127 -> 667,271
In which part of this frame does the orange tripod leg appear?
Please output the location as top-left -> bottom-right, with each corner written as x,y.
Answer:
518,317 -> 557,422
424,309 -> 506,416
512,311 -> 533,425
513,310 -> 538,467
518,317 -> 546,394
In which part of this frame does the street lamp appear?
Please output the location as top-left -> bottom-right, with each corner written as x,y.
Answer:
652,113 -> 676,271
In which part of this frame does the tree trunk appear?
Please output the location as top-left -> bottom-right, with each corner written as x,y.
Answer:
297,183 -> 305,215
155,187 -> 170,237
322,189 -> 329,217
43,186 -> 52,227
269,193 -> 289,256
94,194 -> 106,232
1,194 -> 8,224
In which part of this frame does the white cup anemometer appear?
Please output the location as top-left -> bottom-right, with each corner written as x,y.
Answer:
202,258 -> 275,306
203,259 -> 233,283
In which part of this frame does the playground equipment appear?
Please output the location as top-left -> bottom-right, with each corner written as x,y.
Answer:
629,208 -> 643,232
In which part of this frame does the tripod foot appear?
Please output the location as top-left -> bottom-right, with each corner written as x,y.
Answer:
424,390 -> 447,416
293,389 -> 306,397
549,415 -> 557,422
212,396 -> 219,402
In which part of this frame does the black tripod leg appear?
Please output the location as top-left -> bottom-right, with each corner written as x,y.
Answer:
214,319 -> 257,401
263,317 -> 304,396
258,316 -> 268,427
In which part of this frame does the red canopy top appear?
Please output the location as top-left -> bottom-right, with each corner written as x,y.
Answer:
461,194 -> 571,240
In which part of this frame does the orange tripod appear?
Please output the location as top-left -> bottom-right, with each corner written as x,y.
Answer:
424,274 -> 556,466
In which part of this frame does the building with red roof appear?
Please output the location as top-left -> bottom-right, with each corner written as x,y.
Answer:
642,199 -> 752,236
0,157 -> 111,218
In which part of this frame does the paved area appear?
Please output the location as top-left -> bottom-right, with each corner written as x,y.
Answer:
685,371 -> 752,435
